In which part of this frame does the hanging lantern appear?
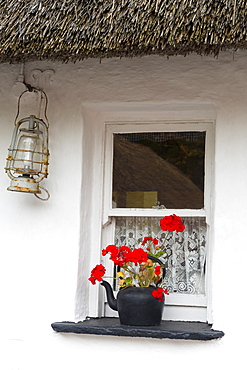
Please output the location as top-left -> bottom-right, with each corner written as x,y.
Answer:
5,89 -> 50,200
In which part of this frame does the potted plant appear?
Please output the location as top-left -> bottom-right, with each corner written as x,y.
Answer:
89,214 -> 185,326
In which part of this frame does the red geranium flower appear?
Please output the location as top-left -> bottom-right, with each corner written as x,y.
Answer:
141,237 -> 159,245
102,245 -> 132,266
102,244 -> 118,257
160,214 -> 185,232
88,264 -> 106,285
152,288 -> 169,302
154,266 -> 161,275
127,248 -> 148,264
102,244 -> 148,266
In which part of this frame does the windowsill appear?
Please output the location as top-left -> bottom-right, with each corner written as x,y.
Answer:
51,317 -> 224,341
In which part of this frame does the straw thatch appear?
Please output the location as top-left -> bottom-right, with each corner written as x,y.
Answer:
0,1 -> 247,63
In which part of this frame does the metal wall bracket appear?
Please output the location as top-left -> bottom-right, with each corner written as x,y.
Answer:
30,69 -> 55,90
12,67 -> 55,96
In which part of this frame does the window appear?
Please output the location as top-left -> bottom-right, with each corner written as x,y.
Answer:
102,121 -> 214,323
112,131 -> 205,209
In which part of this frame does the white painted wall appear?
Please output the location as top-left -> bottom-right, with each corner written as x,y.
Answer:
0,51 -> 246,369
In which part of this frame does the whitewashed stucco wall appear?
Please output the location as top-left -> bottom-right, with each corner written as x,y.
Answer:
0,51 -> 246,369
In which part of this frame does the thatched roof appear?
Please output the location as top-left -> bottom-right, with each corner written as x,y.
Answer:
0,1 -> 247,63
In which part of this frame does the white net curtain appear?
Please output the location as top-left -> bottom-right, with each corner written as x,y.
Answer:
114,216 -> 206,295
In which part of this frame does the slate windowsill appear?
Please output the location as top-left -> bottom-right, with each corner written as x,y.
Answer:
51,317 -> 224,341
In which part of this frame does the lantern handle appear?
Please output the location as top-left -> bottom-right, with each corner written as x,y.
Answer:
14,88 -> 49,127
34,186 -> 50,201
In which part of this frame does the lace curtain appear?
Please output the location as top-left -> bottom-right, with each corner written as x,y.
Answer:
114,216 -> 206,295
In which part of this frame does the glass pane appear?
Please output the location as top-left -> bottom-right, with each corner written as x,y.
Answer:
112,132 -> 205,209
114,216 -> 206,295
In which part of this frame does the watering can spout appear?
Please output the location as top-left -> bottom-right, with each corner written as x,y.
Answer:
100,280 -> 118,311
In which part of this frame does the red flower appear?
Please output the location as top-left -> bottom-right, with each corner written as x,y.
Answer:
102,244 -> 118,257
154,266 -> 161,275
88,264 -> 106,285
101,244 -> 148,266
160,215 -> 185,232
141,237 -> 159,245
127,248 -> 148,264
102,245 -> 132,266
141,237 -> 152,245
152,288 -> 169,302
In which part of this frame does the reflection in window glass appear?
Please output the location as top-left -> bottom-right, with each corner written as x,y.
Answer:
112,132 -> 205,209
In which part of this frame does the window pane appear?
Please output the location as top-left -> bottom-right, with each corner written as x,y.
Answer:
114,216 -> 206,295
112,132 -> 205,209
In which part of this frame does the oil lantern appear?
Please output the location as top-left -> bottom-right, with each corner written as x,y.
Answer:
5,89 -> 50,200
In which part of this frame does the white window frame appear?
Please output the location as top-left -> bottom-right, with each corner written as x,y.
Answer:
101,120 -> 215,323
